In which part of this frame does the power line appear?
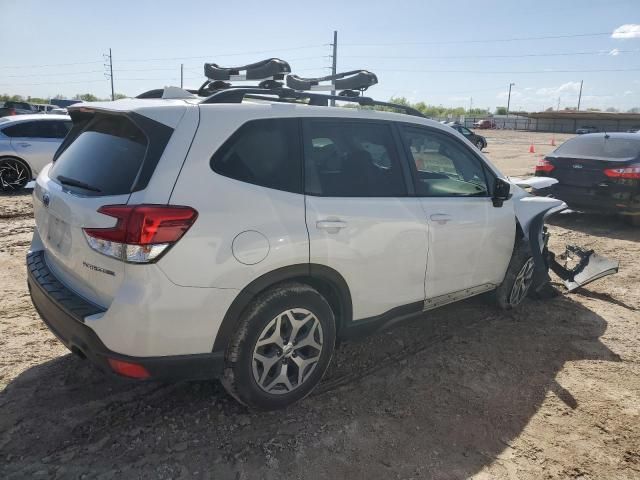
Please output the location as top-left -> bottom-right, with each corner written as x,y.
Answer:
341,49 -> 640,60
0,45 -> 325,70
372,67 -> 640,74
340,31 -> 612,47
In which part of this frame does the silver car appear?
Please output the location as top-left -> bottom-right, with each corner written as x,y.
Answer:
0,114 -> 71,191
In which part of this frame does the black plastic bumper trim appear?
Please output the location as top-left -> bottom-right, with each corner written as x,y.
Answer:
27,250 -> 224,381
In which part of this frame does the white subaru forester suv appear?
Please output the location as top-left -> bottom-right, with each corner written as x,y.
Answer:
27,62 -> 616,409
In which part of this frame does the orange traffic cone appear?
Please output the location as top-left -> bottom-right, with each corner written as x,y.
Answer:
551,136 -> 556,146
529,143 -> 535,153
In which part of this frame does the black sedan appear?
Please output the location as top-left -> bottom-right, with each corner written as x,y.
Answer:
447,123 -> 487,150
534,132 -> 640,226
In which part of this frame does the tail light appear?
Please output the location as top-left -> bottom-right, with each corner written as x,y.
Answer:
83,205 -> 198,263
9,108 -> 16,116
535,157 -> 555,174
603,163 -> 640,180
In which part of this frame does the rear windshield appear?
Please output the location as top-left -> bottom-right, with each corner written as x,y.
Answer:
49,115 -> 148,196
553,135 -> 640,160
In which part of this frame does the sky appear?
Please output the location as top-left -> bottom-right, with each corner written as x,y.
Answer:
1,0 -> 639,112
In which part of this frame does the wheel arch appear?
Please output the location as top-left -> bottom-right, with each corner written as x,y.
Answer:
212,264 -> 353,353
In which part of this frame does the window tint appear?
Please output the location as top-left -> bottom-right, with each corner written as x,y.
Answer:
33,121 -> 70,139
304,121 -> 407,197
49,114 -> 148,196
401,127 -> 490,197
3,122 -> 35,138
2,120 -> 69,139
211,118 -> 301,194
554,135 -> 640,160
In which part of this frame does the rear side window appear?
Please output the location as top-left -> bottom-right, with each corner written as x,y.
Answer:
303,120 -> 407,197
3,120 -> 70,139
3,122 -> 35,138
554,136 -> 640,160
49,115 -> 148,196
211,118 -> 302,194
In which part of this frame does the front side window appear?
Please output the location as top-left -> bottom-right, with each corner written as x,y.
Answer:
303,120 -> 407,197
401,126 -> 490,197
211,118 -> 302,194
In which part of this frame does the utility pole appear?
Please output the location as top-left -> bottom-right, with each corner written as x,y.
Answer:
506,82 -> 515,116
469,96 -> 473,112
330,30 -> 338,106
557,97 -> 561,111
104,48 -> 115,101
181,64 -> 184,89
577,79 -> 583,111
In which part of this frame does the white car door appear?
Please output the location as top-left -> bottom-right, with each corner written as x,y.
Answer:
303,119 -> 429,321
398,125 -> 515,306
9,120 -> 69,175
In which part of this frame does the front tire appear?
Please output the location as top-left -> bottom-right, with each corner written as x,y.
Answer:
0,157 -> 31,192
495,241 -> 535,310
221,282 -> 336,410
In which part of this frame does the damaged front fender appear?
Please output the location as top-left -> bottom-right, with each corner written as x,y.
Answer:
509,179 -> 619,293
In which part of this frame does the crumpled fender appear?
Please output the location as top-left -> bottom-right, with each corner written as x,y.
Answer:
509,180 -> 567,290
509,182 -> 567,237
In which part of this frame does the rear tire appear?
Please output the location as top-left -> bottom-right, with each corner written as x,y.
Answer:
495,241 -> 535,310
475,140 -> 484,151
221,282 -> 336,410
0,157 -> 31,192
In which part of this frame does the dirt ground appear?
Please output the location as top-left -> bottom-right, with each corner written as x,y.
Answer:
0,130 -> 638,479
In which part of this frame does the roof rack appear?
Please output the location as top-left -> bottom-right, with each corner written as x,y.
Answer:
200,87 -> 425,118
135,57 -> 423,117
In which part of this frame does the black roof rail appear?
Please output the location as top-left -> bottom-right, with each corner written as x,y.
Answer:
199,87 -> 425,118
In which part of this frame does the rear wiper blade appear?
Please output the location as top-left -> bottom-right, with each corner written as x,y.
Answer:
56,175 -> 101,193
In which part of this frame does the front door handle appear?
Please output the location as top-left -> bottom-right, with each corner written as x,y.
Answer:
430,214 -> 452,224
316,220 -> 347,233
18,142 -> 31,147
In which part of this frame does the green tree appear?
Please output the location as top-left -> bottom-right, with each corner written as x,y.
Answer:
495,106 -> 508,115
114,93 -> 128,100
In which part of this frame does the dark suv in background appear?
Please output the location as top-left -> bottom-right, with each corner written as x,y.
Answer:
0,101 -> 38,117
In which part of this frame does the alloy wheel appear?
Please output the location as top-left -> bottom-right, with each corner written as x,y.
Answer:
509,257 -> 535,305
0,159 -> 29,191
252,308 -> 324,395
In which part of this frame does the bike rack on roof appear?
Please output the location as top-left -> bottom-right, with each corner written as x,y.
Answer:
136,57 -> 423,117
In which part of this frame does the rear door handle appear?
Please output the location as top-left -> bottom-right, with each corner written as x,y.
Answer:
316,220 -> 347,233
18,142 -> 31,147
430,214 -> 452,224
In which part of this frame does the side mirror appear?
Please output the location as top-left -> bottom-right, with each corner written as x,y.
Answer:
492,178 -> 511,207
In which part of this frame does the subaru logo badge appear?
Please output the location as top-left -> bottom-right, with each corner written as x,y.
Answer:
42,192 -> 50,207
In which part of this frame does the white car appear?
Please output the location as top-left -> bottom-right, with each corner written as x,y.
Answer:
26,73 -> 616,409
0,114 -> 71,190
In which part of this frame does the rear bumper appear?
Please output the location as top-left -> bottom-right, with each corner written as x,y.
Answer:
534,184 -> 640,215
27,250 -> 224,381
